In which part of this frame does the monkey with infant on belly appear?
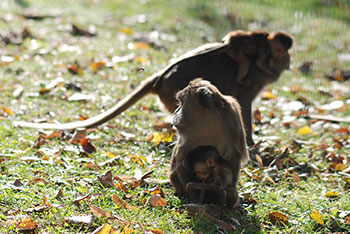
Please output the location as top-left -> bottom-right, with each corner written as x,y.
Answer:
185,145 -> 239,208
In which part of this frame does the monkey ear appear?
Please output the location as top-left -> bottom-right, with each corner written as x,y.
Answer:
196,87 -> 213,108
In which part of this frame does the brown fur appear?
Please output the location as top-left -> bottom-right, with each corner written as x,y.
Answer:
185,145 -> 239,207
222,30 -> 293,87
168,79 -> 248,208
13,30 -> 293,146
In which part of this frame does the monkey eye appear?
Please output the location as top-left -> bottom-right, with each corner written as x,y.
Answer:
196,87 -> 213,108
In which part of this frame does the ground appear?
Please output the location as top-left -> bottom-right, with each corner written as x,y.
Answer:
0,0 -> 350,233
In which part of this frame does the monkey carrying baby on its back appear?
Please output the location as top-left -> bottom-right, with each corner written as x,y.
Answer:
168,31 -> 292,207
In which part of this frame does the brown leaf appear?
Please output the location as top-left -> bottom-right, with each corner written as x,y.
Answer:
80,138 -> 97,154
14,179 -> 24,187
73,193 -> 91,206
253,108 -> 262,123
46,130 -> 61,139
268,211 -> 288,224
345,215 -> 350,225
98,170 -> 114,188
255,154 -> 263,168
90,61 -> 105,72
147,194 -> 166,207
299,61 -> 313,75
145,186 -> 164,197
149,229 -> 164,234
262,176 -> 275,185
68,63 -> 82,75
70,129 -> 87,144
54,188 -> 63,199
27,177 -> 49,185
71,23 -> 96,37
115,182 -> 129,193
90,204 -> 112,218
292,171 -> 300,183
85,162 -> 101,170
17,218 -> 37,231
111,194 -> 135,209
153,120 -> 172,130
115,175 -> 137,183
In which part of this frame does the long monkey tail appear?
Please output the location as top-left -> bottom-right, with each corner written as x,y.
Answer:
13,75 -> 159,130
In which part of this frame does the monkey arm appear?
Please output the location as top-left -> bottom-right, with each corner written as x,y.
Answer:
186,182 -> 221,191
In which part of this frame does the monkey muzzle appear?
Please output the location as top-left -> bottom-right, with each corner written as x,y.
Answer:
172,106 -> 182,128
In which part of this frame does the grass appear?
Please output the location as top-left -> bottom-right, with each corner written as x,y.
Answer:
1,0 -> 350,233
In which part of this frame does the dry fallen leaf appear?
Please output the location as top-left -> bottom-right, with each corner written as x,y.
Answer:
91,224 -> 112,234
115,182 -> 129,193
255,154 -> 263,167
90,61 -> 105,72
121,224 -> 135,234
85,162 -> 101,170
79,138 -> 97,154
253,108 -> 262,123
297,126 -> 312,135
90,204 -> 112,218
106,152 -> 117,159
263,176 -> 275,185
150,131 -> 174,145
111,194 -> 135,209
310,211 -> 324,225
268,211 -> 288,224
54,188 -> 63,199
324,191 -> 339,198
149,229 -> 164,234
17,218 -> 37,231
260,91 -> 276,100
27,177 -> 49,185
1,106 -> 15,116
292,170 -> 300,183
98,170 -> 114,188
147,194 -> 166,207
345,215 -> 350,225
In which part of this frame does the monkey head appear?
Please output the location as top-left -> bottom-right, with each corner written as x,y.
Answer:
193,159 -> 214,182
172,79 -> 224,131
267,31 -> 293,64
263,32 -> 293,79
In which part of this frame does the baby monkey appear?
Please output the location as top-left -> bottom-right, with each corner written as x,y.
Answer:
222,30 -> 293,87
186,145 -> 238,207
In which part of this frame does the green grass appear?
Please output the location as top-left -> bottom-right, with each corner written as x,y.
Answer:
1,0 -> 350,233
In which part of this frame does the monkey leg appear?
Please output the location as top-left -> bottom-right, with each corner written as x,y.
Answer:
186,182 -> 221,191
225,187 -> 239,208
256,55 -> 275,77
226,51 -> 251,87
199,189 -> 206,204
169,170 -> 185,196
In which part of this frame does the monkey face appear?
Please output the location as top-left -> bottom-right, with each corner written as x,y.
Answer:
173,79 -> 223,130
193,162 -> 211,182
265,52 -> 291,78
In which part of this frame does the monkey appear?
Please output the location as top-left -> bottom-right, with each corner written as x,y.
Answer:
222,30 -> 293,87
184,145 -> 239,207
168,79 -> 248,208
13,30 -> 293,146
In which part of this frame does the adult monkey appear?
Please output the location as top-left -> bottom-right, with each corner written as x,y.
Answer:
14,30 -> 293,145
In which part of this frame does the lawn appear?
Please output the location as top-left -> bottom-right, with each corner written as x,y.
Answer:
0,0 -> 350,233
